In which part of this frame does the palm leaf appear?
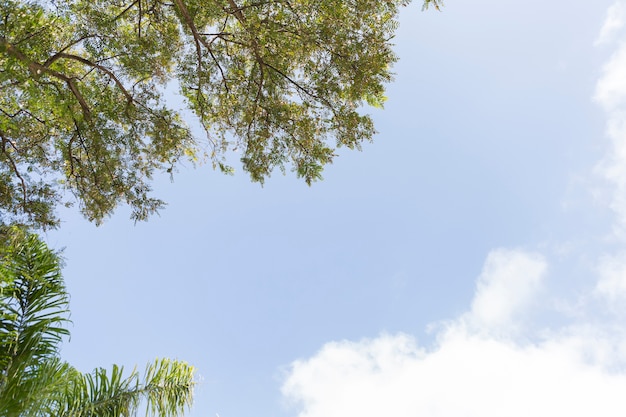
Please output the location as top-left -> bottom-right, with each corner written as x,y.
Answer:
0,228 -> 71,416
56,358 -> 195,417
0,230 -> 69,363
0,358 -> 79,417
0,228 -> 195,417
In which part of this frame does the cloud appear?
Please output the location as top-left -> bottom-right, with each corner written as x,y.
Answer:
596,253 -> 626,306
283,334 -> 626,417
596,1 -> 626,46
596,112 -> 626,234
595,45 -> 626,112
465,249 -> 546,331
280,4 -> 626,417
595,3 -> 626,235
282,250 -> 626,417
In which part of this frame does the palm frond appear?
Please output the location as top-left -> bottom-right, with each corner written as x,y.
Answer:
0,228 -> 71,417
0,230 -> 69,370
0,229 -> 195,417
56,358 -> 195,417
0,358 -> 79,417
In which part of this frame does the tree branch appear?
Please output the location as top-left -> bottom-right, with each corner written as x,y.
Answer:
1,39 -> 92,118
0,134 -> 27,210
173,0 -> 230,94
46,53 -> 134,103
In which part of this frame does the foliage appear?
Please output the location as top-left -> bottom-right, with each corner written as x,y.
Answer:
1,0 -> 439,228
0,227 -> 195,416
422,0 -> 442,10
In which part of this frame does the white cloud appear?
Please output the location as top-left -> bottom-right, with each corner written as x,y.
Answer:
595,45 -> 626,112
280,5 -> 626,417
285,334 -> 626,416
596,110 -> 626,233
596,2 -> 626,46
466,249 -> 546,331
596,253 -> 626,304
595,7 -> 626,234
281,250 -> 626,417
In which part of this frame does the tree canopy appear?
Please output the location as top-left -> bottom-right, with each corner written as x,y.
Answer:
0,0 -> 442,228
0,226 -> 196,416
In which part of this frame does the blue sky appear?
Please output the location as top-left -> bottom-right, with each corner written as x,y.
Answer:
45,0 -> 626,415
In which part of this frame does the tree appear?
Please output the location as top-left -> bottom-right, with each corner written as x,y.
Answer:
0,0 -> 442,228
0,226 -> 196,416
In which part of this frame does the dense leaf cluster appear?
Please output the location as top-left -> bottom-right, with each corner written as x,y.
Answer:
1,0 -> 441,228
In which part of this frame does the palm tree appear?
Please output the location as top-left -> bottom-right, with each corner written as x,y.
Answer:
0,227 -> 195,417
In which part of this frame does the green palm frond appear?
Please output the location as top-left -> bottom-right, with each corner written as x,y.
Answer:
56,358 -> 195,417
0,228 -> 195,417
0,228 -> 71,417
0,358 -> 79,417
0,229 -> 69,364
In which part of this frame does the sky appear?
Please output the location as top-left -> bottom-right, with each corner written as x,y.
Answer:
43,0 -> 626,416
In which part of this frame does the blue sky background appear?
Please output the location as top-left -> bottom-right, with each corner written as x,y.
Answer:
44,1 -> 626,416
